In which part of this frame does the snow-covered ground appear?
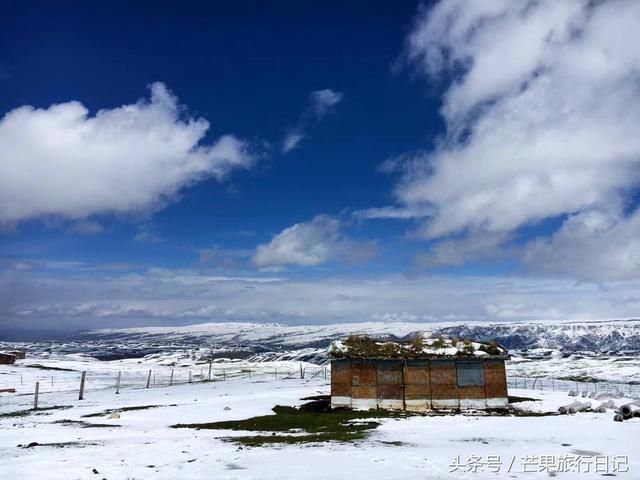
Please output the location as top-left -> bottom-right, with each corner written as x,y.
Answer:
2,325 -> 639,479
0,350 -> 323,396
1,358 -> 639,479
508,353 -> 640,385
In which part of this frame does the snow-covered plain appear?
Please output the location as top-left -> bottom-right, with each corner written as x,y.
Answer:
1,373 -> 639,480
0,379 -> 640,480
2,320 -> 640,479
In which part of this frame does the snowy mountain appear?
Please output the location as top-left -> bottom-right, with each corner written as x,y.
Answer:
81,319 -> 640,356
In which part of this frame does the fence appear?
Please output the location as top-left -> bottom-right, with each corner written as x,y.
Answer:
8,366 -> 640,411
507,375 -> 640,398
7,363 -> 330,409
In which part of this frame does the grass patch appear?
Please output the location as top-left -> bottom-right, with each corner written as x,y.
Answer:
18,441 -> 100,449
508,395 -> 540,403
24,364 -> 75,372
172,402 -> 410,446
52,419 -> 120,428
558,374 -> 602,383
81,404 -> 176,418
0,405 -> 72,418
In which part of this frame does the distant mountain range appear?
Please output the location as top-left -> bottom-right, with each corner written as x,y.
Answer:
81,319 -> 640,357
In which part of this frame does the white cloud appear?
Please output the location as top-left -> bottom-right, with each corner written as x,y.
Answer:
252,214 -> 377,268
523,207 -> 640,282
0,82 -> 254,224
282,132 -> 304,154
414,231 -> 511,269
392,0 -> 640,280
133,223 -> 163,244
281,89 -> 343,153
4,262 -> 640,330
309,89 -> 343,117
354,204 -> 434,221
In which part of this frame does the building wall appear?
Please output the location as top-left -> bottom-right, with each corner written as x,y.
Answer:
0,354 -> 16,365
330,357 -> 508,411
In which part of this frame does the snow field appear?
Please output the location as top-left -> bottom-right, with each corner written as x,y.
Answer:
1,370 -> 639,480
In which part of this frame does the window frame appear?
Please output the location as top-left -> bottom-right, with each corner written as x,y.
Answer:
456,360 -> 485,387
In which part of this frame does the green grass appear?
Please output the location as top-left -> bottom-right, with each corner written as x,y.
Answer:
172,404 -> 410,446
0,405 -> 72,418
508,395 -> 539,403
52,419 -> 120,428
81,404 -> 176,418
24,364 -> 75,371
18,441 -> 101,449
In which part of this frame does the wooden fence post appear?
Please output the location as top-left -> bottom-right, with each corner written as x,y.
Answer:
275,368 -> 278,380
300,363 -> 303,379
208,362 -> 212,381
79,371 -> 86,400
33,382 -> 39,410
169,369 -> 174,386
146,370 -> 152,389
188,371 -> 192,383
115,371 -> 121,394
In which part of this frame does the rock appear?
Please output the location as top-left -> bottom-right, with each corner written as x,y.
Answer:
223,406 -> 231,411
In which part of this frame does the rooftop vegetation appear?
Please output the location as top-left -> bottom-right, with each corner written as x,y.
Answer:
328,334 -> 507,359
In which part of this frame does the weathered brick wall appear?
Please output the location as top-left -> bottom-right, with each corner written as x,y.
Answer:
376,360 -> 403,410
350,359 -> 378,410
330,358 -> 351,408
404,360 -> 431,411
484,359 -> 509,408
429,359 -> 459,408
330,358 -> 508,411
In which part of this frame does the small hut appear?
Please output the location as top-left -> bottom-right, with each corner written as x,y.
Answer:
0,353 -> 16,365
329,336 -> 509,411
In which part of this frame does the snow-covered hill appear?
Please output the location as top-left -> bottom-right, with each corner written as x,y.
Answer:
82,319 -> 640,355
3,319 -> 640,385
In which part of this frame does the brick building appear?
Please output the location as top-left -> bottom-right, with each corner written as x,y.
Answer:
329,336 -> 509,411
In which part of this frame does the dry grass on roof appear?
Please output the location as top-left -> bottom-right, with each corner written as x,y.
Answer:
328,334 -> 506,359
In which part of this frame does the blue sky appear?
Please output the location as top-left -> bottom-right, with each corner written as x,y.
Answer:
2,0 -> 640,333
0,0 -> 438,273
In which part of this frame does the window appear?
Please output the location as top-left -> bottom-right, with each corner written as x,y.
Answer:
457,361 -> 485,387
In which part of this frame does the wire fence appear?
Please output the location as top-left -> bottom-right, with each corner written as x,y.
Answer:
3,363 -> 330,407
6,365 -> 640,411
507,375 -> 640,397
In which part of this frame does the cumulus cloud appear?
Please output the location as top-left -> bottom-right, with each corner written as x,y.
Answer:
414,231 -> 512,269
391,0 -> 640,280
0,82 -> 254,224
252,214 -> 377,268
523,207 -> 640,282
282,89 -> 343,153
